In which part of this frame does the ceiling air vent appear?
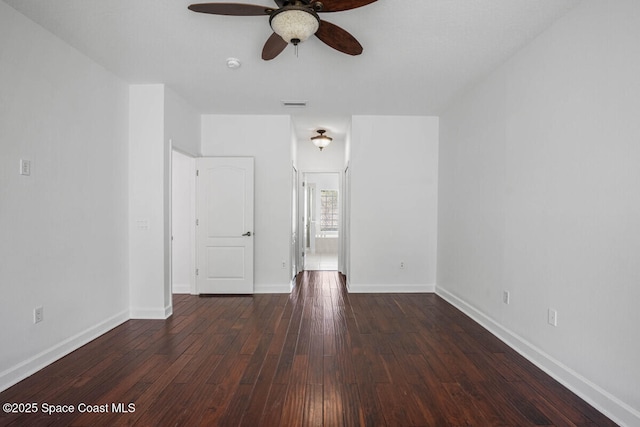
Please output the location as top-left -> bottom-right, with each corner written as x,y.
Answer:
281,100 -> 307,108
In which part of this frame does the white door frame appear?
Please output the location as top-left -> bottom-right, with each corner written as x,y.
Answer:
290,165 -> 298,285
296,170 -> 345,274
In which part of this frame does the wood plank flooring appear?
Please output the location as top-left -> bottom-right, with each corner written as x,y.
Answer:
0,271 -> 617,426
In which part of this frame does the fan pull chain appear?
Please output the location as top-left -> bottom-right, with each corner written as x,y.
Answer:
295,43 -> 299,57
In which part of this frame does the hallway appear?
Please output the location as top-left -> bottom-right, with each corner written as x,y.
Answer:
303,253 -> 339,271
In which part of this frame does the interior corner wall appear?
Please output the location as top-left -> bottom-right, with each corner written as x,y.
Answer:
200,115 -> 292,293
436,1 -> 640,425
0,2 -> 129,391
165,87 -> 201,157
349,115 -> 439,293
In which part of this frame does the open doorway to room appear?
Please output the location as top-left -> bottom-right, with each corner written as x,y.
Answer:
291,114 -> 351,282
171,149 -> 196,295
301,172 -> 340,271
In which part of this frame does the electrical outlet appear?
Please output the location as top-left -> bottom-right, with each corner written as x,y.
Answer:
281,261 -> 286,269
548,308 -> 558,327
34,306 -> 43,324
399,261 -> 405,269
503,291 -> 510,304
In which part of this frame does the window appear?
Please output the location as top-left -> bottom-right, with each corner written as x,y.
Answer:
320,190 -> 338,232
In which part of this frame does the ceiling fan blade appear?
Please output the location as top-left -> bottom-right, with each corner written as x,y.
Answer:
273,0 -> 287,7
311,0 -> 376,13
188,3 -> 273,16
262,32 -> 288,60
315,20 -> 363,55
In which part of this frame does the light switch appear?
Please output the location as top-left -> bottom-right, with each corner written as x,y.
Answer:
20,159 -> 31,176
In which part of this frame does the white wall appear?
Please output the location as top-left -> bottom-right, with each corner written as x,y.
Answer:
290,120 -> 298,170
200,115 -> 292,293
437,1 -> 640,425
165,87 -> 201,157
0,2 -> 129,390
349,116 -> 439,292
129,85 -> 171,319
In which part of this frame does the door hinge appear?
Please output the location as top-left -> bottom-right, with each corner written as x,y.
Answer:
196,219 -> 199,226
302,181 -> 305,187
196,169 -> 199,177
195,269 -> 199,276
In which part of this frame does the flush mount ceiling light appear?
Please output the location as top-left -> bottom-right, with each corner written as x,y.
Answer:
311,129 -> 332,151
187,0 -> 376,60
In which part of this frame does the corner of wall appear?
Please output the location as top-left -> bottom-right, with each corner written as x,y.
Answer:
0,310 -> 129,393
435,285 -> 640,427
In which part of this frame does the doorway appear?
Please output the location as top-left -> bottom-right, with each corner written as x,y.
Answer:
171,149 -> 196,295
301,172 -> 340,271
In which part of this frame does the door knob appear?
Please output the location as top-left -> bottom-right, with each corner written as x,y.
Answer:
242,231 -> 252,237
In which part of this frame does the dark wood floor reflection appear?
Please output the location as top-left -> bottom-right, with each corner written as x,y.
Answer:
0,271 -> 616,426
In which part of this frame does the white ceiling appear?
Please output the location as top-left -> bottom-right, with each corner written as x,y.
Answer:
4,0 -> 580,140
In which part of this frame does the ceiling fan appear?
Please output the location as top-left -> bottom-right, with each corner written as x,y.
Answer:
188,0 -> 377,60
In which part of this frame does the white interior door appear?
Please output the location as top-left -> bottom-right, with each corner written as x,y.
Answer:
196,157 -> 254,294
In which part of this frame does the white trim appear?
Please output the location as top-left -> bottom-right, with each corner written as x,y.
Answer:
0,309 -> 129,393
130,306 -> 172,319
436,285 -> 640,427
172,283 -> 191,294
254,283 -> 292,294
347,283 -> 435,293
189,155 -> 197,295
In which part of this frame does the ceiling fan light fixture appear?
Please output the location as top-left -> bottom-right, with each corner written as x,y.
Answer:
311,129 -> 332,151
269,7 -> 320,45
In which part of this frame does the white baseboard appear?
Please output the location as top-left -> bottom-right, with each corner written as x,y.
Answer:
254,283 -> 292,294
172,283 -> 191,294
0,309 -> 129,393
130,305 -> 172,319
436,285 -> 639,427
346,283 -> 435,293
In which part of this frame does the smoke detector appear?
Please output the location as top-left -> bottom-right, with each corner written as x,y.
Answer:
226,57 -> 241,69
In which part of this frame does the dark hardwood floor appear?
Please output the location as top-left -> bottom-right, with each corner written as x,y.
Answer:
1,271 -> 616,426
